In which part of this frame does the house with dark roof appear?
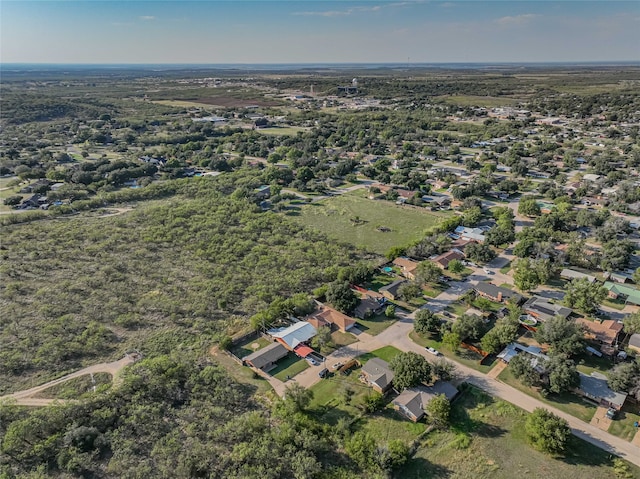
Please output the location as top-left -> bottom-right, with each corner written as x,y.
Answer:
432,250 -> 465,270
361,358 -> 395,393
576,372 -> 627,410
379,279 -> 406,301
354,291 -> 386,319
242,342 -> 289,371
523,296 -> 572,322
474,283 -> 523,304
392,381 -> 459,422
560,269 -> 597,284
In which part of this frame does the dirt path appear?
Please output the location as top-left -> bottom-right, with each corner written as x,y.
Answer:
487,360 -> 508,379
0,356 -> 137,406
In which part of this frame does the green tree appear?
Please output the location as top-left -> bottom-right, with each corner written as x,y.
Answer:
282,383 -> 313,414
389,351 -> 432,391
448,259 -> 464,274
380,440 -> 410,471
431,358 -> 457,381
563,278 -> 607,314
310,325 -> 334,352
465,242 -> 496,264
534,316 -> 584,357
546,354 -> 579,394
509,353 -> 542,387
623,312 -> 640,335
452,314 -> 487,341
525,408 -> 570,455
415,260 -> 441,284
513,258 -> 542,291
414,309 -> 440,336
363,391 -> 385,413
3,195 -> 23,206
398,281 -> 422,301
442,330 -> 461,352
385,305 -> 396,318
518,196 -> 542,217
326,281 -> 358,313
345,431 -> 377,470
608,360 -> 640,401
426,394 -> 451,428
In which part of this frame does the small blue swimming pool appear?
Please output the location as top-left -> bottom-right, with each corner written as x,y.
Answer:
383,266 -> 393,273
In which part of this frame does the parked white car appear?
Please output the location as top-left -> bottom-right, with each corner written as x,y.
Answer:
425,347 -> 442,356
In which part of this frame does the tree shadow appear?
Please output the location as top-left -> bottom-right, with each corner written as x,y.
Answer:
559,435 -> 618,467
396,457 -> 453,479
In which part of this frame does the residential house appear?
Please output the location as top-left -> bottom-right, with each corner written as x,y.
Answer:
379,279 -> 406,301
450,238 -> 473,251
307,303 -> 357,333
560,269 -> 597,284
268,322 -> 317,351
242,342 -> 288,371
497,343 -> 549,373
454,226 -> 486,243
575,318 -> 623,347
393,257 -> 420,280
474,283 -> 523,304
576,372 -> 627,411
581,196 -> 608,208
361,358 -> 395,393
254,185 -> 271,200
604,282 -> 640,306
432,250 -> 465,270
628,334 -> 640,354
354,290 -> 386,319
582,174 -> 602,182
392,381 -> 459,422
523,296 -> 573,322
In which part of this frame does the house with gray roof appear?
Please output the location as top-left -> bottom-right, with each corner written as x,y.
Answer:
560,269 -> 597,284
523,296 -> 572,322
474,283 -> 523,304
361,358 -> 395,393
576,372 -> 627,410
242,342 -> 289,371
392,381 -> 459,422
379,279 -> 406,301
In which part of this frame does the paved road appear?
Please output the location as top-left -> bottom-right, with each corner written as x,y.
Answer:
284,283 -> 640,467
0,356 -> 136,406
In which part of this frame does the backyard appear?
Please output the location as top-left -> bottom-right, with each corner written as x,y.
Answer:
497,367 -> 597,422
271,352 -> 309,381
399,385 -> 640,479
291,190 -> 446,255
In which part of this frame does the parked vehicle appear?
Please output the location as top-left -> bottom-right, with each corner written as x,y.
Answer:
425,347 -> 442,356
332,362 -> 344,371
318,368 -> 329,378
306,357 -> 319,366
606,408 -> 617,420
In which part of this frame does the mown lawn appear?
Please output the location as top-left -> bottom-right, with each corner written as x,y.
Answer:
497,367 -> 597,423
410,331 -> 496,374
292,191 -> 446,254
356,313 -> 397,336
399,384 -> 640,479
271,353 -> 309,381
230,336 -> 271,359
607,404 -> 640,442
358,345 -> 403,364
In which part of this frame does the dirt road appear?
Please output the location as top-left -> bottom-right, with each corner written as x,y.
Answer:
0,356 -> 136,406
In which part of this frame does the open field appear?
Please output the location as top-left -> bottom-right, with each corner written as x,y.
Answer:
498,367 -> 597,422
256,126 -> 310,136
400,385 -> 640,479
151,99 -> 216,109
291,191 -> 446,255
358,345 -> 403,364
437,94 -> 521,107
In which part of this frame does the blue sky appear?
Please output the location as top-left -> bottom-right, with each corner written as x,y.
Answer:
1,1 -> 638,63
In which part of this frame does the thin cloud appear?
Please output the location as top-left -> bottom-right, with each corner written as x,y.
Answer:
495,14 -> 540,26
139,16 -> 156,21
293,1 -> 416,17
440,2 -> 456,8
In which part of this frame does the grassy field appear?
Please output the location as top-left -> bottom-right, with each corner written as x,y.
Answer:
356,313 -> 397,336
603,298 -> 627,311
256,126 -> 309,136
357,407 -> 427,442
291,191 -> 446,255
410,331 -> 497,374
437,94 -> 521,107
498,368 -> 597,422
271,353 -> 309,381
399,385 -> 640,479
151,99 -> 213,108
